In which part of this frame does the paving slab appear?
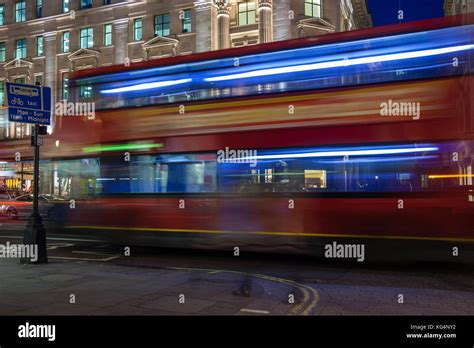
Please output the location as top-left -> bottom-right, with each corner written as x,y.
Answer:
0,259 -> 305,315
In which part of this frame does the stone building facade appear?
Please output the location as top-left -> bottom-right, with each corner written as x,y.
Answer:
0,0 -> 372,139
444,0 -> 474,15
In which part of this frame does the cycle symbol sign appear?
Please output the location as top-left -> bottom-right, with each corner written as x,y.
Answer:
10,97 -> 25,106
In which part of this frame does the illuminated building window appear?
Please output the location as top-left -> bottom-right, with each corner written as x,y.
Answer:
155,14 -> 170,37
63,0 -> 69,13
36,0 -> 42,18
80,0 -> 93,10
0,81 -> 4,106
304,170 -> 327,189
80,27 -> 94,49
62,31 -> 70,53
35,74 -> 43,85
104,23 -> 113,46
134,18 -> 142,41
36,36 -> 44,57
182,9 -> 192,33
15,1 -> 26,23
80,85 -> 92,99
238,1 -> 256,26
0,42 -> 5,62
62,73 -> 69,100
15,38 -> 26,59
0,5 -> 5,25
264,169 -> 273,183
305,0 -> 322,18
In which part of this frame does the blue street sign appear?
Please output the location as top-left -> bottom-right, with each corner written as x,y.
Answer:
6,82 -> 52,126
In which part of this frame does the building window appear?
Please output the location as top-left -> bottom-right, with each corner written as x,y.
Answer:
35,74 -> 43,85
14,77 -> 25,84
62,31 -> 70,52
305,0 -> 322,18
133,18 -> 142,41
80,0 -> 93,10
62,73 -> 69,100
36,36 -> 44,56
80,85 -> 92,99
238,1 -> 256,26
0,81 -> 4,106
15,1 -> 26,23
103,0 -> 111,4
80,27 -> 94,49
63,0 -> 69,13
0,5 -> 5,26
0,42 -> 5,62
36,0 -> 42,18
15,39 -> 26,59
154,14 -> 170,37
182,9 -> 192,33
104,23 -> 113,46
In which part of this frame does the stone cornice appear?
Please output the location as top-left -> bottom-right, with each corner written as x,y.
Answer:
351,0 -> 373,28
113,18 -> 130,30
297,17 -> 336,32
216,2 -> 231,17
67,48 -> 101,61
44,31 -> 59,41
194,1 -> 216,12
3,59 -> 33,70
444,0 -> 456,15
258,0 -> 273,10
142,36 -> 179,49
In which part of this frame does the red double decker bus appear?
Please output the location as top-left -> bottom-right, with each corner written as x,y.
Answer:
1,15 -> 473,258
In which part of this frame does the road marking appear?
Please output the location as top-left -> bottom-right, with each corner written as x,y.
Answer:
167,266 -> 319,316
240,308 -> 270,314
50,255 -> 121,262
47,243 -> 74,250
72,250 -> 119,256
0,235 -> 104,243
65,225 -> 474,243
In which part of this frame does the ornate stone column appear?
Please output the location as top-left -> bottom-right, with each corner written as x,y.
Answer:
113,18 -> 129,65
216,0 -> 231,50
272,0 -> 291,41
43,32 -> 58,103
42,31 -> 58,136
258,0 -> 273,43
194,0 -> 217,52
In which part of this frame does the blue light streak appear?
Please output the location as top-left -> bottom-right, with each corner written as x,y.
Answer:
101,78 -> 192,94
245,147 -> 439,161
204,45 -> 474,82
88,24 -> 474,107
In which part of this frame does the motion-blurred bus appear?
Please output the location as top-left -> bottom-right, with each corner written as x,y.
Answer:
1,15 -> 473,259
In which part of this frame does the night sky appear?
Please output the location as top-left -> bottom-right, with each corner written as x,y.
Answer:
367,0 -> 445,26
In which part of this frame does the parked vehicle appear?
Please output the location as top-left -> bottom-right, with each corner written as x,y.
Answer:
0,194 -> 67,220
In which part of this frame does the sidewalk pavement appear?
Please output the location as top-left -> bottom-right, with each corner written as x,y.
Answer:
0,258 -> 315,316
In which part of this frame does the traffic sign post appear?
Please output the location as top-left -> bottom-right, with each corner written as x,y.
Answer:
6,82 -> 50,264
